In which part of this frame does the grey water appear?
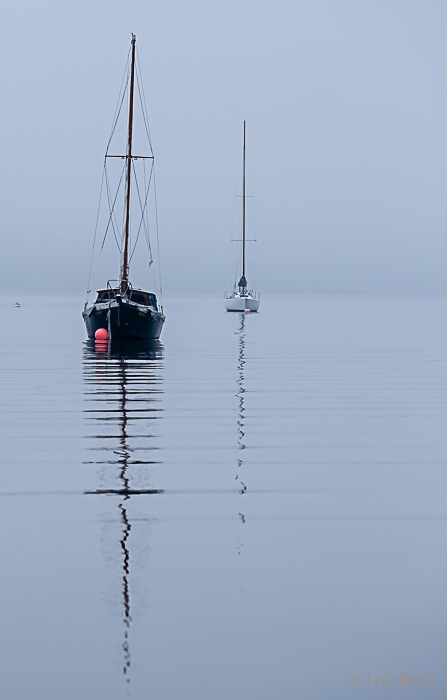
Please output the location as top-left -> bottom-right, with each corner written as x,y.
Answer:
0,292 -> 446,699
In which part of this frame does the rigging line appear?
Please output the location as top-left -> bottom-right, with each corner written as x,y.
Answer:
102,161 -> 126,251
85,160 -> 106,299
104,165 -> 122,251
135,160 -> 155,262
129,160 -> 154,262
153,165 -> 163,304
143,158 -> 152,255
141,160 -> 155,260
104,167 -> 119,249
135,49 -> 153,154
135,50 -> 153,152
106,48 -> 131,154
106,82 -> 128,155
135,70 -> 153,156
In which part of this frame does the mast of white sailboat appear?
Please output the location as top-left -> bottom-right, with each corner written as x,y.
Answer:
121,34 -> 136,294
242,120 -> 246,289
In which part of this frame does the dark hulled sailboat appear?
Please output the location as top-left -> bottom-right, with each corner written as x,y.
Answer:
83,35 -> 165,341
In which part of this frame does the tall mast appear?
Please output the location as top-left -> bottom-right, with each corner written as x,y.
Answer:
121,34 -> 136,294
242,120 -> 246,285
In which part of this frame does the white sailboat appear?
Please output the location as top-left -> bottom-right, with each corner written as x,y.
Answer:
225,122 -> 260,312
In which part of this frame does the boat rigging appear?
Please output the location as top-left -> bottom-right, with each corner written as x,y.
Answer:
83,34 -> 165,341
225,121 -> 260,313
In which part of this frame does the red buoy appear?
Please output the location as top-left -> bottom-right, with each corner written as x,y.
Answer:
95,328 -> 109,341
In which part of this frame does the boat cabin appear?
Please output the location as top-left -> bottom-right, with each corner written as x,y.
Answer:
95,289 -> 157,308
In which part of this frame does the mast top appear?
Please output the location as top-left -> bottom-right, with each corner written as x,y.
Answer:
121,33 -> 137,293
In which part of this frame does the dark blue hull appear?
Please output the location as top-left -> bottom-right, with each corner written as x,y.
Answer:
83,299 -> 165,341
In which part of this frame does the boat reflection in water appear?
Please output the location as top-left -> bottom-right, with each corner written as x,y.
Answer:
235,314 -> 247,537
236,314 -> 247,495
83,338 -> 163,685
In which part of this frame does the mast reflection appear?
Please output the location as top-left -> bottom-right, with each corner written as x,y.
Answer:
83,339 -> 163,685
236,314 -> 247,496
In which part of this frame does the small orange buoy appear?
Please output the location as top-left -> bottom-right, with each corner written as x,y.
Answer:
95,328 -> 109,341
244,308 -> 251,313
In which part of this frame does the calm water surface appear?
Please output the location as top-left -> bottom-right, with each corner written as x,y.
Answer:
0,293 -> 446,699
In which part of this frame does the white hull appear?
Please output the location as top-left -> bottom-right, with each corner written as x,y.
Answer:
225,295 -> 260,312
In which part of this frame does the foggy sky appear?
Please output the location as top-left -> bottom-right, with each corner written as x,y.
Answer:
0,0 -> 446,295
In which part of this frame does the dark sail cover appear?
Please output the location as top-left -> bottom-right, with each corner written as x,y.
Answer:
238,275 -> 247,289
